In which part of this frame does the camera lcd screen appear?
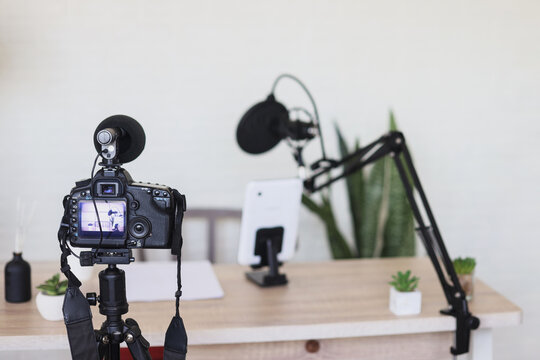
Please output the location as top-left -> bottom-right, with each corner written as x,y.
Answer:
78,200 -> 126,238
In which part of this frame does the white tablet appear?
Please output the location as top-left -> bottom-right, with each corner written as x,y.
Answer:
237,178 -> 303,266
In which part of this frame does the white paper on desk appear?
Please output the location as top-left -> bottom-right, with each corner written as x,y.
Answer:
121,260 -> 224,302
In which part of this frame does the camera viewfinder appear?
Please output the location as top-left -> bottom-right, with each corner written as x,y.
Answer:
97,182 -> 119,196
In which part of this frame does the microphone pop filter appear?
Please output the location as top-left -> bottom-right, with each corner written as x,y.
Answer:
236,95 -> 289,154
93,115 -> 146,164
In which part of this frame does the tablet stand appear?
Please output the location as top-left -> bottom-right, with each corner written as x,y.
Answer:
246,227 -> 288,287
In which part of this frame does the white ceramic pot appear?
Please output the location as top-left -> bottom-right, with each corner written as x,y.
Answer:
389,287 -> 422,315
458,273 -> 474,301
36,292 -> 64,321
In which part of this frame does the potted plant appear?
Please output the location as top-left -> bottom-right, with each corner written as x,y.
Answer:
453,257 -> 476,301
35,273 -> 67,321
388,270 -> 421,315
302,113 -> 416,260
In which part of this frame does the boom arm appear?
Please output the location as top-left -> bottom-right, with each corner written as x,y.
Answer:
304,131 -> 480,355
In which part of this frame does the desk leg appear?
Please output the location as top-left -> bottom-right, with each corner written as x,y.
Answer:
464,328 -> 492,360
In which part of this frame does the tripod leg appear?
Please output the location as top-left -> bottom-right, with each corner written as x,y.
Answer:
124,318 -> 152,360
95,328 -> 111,360
97,342 -> 107,360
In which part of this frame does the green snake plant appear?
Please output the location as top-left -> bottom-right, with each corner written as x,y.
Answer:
302,112 -> 416,259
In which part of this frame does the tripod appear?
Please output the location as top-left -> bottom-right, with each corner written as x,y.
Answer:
87,264 -> 152,360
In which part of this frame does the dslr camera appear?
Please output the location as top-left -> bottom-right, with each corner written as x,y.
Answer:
63,115 -> 184,264
67,168 -> 175,250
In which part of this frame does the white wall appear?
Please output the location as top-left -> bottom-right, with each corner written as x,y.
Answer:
0,1 -> 538,358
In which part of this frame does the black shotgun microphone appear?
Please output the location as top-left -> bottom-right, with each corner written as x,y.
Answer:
93,115 -> 146,164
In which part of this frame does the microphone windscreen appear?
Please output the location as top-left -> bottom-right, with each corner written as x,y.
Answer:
236,95 -> 289,154
93,115 -> 146,164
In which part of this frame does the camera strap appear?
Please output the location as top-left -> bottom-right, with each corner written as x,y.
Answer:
163,189 -> 188,360
58,195 -> 82,288
58,195 -> 100,360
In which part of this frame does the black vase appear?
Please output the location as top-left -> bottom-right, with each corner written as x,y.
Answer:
4,252 -> 32,303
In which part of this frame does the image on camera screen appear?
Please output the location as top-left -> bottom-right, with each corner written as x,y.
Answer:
100,183 -> 117,195
78,200 -> 126,238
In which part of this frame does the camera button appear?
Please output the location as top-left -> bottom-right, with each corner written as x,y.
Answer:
130,201 -> 139,210
153,190 -> 160,196
71,227 -> 77,232
153,197 -> 171,209
71,217 -> 77,223
71,199 -> 77,205
81,191 -> 86,196
71,209 -> 77,213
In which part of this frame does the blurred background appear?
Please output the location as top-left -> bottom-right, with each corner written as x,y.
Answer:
0,1 -> 538,358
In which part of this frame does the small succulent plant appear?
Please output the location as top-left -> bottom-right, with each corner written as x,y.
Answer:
389,270 -> 419,292
36,273 -> 68,296
453,257 -> 476,275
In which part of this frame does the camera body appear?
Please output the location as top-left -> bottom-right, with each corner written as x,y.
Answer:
67,167 -> 176,249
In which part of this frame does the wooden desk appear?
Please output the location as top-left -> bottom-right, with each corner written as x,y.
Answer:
0,258 -> 521,359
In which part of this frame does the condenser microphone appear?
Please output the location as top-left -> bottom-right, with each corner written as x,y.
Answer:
93,115 -> 146,164
236,94 -> 317,155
